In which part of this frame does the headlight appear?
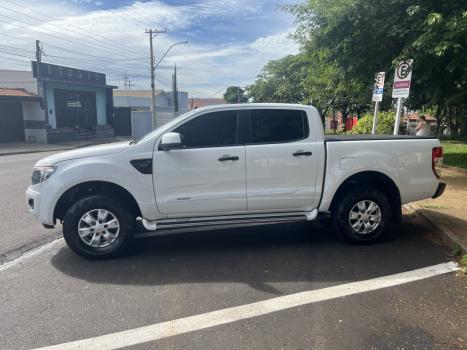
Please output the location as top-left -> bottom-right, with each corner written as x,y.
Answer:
31,166 -> 57,185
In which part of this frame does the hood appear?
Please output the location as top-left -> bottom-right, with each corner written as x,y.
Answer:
35,141 -> 130,166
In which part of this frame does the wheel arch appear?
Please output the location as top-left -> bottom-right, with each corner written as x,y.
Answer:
329,171 -> 402,223
54,181 -> 142,223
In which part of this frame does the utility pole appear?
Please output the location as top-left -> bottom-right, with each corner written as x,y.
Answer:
35,40 -> 44,109
123,72 -> 129,90
145,28 -> 166,130
172,64 -> 178,113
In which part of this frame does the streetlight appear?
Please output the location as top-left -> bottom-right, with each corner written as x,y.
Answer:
151,41 -> 187,129
147,36 -> 188,130
154,41 -> 188,70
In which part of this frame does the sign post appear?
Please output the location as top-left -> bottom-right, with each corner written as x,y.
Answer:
392,59 -> 413,135
371,72 -> 385,134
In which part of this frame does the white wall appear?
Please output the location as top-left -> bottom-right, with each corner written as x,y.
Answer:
22,100 -> 47,143
167,91 -> 189,112
113,96 -> 151,109
131,111 -> 152,138
22,101 -> 45,122
131,108 -> 177,138
0,70 -> 37,94
24,129 -> 47,143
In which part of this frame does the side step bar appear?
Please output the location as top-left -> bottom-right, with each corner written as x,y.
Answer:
136,209 -> 318,237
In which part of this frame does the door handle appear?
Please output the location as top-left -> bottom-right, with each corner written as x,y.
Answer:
218,155 -> 239,161
293,150 -> 312,157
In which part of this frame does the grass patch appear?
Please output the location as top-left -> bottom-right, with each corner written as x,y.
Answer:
459,255 -> 467,274
441,141 -> 467,169
421,204 -> 450,209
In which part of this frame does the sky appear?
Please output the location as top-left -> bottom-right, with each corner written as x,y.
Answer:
0,0 -> 299,97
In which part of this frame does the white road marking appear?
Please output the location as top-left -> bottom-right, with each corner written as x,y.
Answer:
0,238 -> 63,273
34,261 -> 459,350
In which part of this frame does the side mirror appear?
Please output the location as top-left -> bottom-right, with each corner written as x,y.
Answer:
160,132 -> 182,150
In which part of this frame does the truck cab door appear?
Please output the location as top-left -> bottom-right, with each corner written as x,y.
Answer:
244,109 -> 321,211
153,110 -> 247,216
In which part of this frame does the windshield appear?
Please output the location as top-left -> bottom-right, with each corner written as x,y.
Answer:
135,109 -> 198,144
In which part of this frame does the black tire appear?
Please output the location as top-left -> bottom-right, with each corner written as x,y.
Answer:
332,185 -> 392,244
63,195 -> 134,259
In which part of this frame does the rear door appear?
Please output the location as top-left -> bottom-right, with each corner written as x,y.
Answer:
244,108 -> 320,211
154,109 -> 247,216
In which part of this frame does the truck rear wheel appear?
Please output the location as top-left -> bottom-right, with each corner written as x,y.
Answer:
63,195 -> 134,259
333,185 -> 392,243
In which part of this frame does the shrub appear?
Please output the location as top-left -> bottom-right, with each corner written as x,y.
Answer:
350,111 -> 395,134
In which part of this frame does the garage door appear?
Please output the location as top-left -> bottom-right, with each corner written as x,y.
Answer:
0,101 -> 25,143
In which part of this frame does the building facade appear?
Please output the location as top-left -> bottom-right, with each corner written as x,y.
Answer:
0,63 -> 115,143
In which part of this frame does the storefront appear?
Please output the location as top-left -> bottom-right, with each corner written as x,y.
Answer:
32,62 -> 115,143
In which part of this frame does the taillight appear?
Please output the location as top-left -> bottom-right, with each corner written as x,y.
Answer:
432,147 -> 443,179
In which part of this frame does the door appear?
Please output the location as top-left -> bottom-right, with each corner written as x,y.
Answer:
245,109 -> 320,211
54,89 -> 97,130
154,110 -> 246,216
0,101 -> 25,142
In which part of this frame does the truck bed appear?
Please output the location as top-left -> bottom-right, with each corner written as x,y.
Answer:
325,134 -> 436,142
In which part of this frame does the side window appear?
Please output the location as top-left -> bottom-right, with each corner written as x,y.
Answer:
250,109 -> 309,144
174,110 -> 238,148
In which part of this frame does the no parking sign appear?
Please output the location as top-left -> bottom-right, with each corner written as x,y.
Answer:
392,59 -> 413,98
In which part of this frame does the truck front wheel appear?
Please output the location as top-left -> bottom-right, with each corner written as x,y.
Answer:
333,185 -> 392,243
63,195 -> 134,259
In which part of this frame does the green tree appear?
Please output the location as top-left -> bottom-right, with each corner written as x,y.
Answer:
223,86 -> 248,103
246,54 -> 309,103
285,0 -> 467,138
247,50 -> 369,122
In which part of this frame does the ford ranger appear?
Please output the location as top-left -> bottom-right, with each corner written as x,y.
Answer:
26,104 -> 445,259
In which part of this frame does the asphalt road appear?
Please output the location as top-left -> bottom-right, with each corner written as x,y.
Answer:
0,151 -> 466,349
0,215 -> 466,349
0,152 -> 61,263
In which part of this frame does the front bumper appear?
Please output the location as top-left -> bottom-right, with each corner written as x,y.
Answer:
26,186 -> 41,218
26,186 -> 55,227
432,182 -> 446,199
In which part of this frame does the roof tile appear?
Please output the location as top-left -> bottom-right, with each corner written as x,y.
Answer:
0,88 -> 38,98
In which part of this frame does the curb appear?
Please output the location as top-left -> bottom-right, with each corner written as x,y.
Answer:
405,203 -> 467,255
0,148 -> 74,157
0,138 -> 130,157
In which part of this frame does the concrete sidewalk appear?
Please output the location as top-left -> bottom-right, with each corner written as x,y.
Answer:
410,166 -> 467,254
0,137 -> 131,156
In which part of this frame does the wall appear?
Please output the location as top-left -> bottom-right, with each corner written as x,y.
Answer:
113,95 -> 151,109
0,70 -> 37,94
22,100 -> 47,143
131,107 -> 176,138
131,111 -> 152,138
44,81 -> 107,128
167,91 -> 189,112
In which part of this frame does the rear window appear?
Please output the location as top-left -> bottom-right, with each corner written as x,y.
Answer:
249,109 -> 309,144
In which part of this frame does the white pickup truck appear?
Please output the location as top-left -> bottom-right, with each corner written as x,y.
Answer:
27,103 -> 445,259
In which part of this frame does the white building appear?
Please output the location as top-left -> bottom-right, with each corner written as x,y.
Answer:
113,89 -> 189,137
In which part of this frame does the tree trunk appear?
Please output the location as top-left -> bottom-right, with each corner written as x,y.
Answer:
459,104 -> 467,139
434,105 -> 442,137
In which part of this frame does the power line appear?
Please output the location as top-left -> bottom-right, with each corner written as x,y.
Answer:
0,0 -> 141,59
0,13 -> 138,60
41,43 -> 148,62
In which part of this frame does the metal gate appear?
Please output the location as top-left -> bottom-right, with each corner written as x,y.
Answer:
0,101 -> 25,142
54,89 -> 97,130
113,107 -> 131,136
